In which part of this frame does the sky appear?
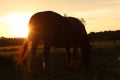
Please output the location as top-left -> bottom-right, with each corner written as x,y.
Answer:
0,0 -> 120,37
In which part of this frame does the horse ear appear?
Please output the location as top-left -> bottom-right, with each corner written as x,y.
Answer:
78,18 -> 86,25
64,14 -> 67,17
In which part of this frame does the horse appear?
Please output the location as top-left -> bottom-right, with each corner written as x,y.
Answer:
66,17 -> 91,67
15,11 -> 91,78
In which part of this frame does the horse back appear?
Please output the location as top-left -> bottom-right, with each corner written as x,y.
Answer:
28,11 -> 79,47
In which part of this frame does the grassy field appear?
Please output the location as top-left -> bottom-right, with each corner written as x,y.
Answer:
0,41 -> 120,80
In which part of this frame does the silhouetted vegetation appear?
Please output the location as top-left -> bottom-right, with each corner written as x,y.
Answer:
0,37 -> 25,47
0,30 -> 120,47
89,30 -> 120,41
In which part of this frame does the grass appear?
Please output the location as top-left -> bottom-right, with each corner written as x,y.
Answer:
0,43 -> 120,80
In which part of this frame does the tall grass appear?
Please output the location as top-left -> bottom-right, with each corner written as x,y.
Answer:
0,42 -> 120,80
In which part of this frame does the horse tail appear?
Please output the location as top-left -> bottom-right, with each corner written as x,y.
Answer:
14,39 -> 31,69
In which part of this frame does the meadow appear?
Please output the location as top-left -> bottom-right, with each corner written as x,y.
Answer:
0,41 -> 120,80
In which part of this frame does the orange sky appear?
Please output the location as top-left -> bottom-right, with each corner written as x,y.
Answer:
0,0 -> 120,37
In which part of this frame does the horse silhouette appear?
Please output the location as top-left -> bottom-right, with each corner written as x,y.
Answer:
15,11 -> 91,77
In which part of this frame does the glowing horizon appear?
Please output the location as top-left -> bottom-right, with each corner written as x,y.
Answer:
0,0 -> 120,37
0,13 -> 32,37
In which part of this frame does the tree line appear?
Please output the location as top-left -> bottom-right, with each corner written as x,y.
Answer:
0,37 -> 25,47
89,30 -> 120,42
0,30 -> 120,47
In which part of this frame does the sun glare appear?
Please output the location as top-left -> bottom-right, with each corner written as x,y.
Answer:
7,13 -> 31,37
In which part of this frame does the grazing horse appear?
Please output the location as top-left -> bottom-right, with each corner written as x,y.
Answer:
67,17 -> 91,66
15,11 -> 91,78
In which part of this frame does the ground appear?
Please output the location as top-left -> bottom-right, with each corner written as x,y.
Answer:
0,43 -> 120,80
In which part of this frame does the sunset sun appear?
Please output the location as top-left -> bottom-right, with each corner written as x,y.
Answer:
11,23 -> 29,37
8,13 -> 31,37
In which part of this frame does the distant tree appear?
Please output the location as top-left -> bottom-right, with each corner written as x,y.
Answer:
0,37 -> 25,46
88,32 -> 96,42
88,30 -> 120,41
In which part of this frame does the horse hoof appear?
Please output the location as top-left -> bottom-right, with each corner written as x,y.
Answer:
43,69 -> 52,76
66,67 -> 74,72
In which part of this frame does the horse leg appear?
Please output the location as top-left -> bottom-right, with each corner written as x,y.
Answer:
81,47 -> 91,68
73,45 -> 79,59
65,47 -> 72,70
80,47 -> 92,78
43,44 -> 51,75
29,41 -> 38,73
71,45 -> 79,70
24,40 -> 38,80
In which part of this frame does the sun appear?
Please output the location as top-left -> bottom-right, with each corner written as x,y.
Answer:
8,13 -> 31,37
11,23 -> 29,37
